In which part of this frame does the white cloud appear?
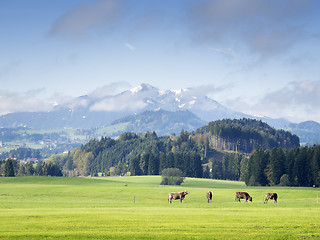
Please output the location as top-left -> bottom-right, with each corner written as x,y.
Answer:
209,47 -> 238,58
0,89 -> 56,115
188,0 -> 315,57
225,80 -> 320,122
259,80 -> 320,109
88,82 -> 131,99
49,0 -> 124,38
181,85 -> 228,98
124,42 -> 135,51
90,94 -> 147,112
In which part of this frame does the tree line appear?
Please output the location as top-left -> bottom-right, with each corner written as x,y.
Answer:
246,145 -> 320,187
4,118 -> 312,187
44,119 -> 299,181
49,131 -> 204,178
0,159 -> 62,177
129,151 -> 203,178
0,148 -> 42,160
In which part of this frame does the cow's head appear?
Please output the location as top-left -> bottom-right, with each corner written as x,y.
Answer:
183,190 -> 189,195
248,196 -> 253,202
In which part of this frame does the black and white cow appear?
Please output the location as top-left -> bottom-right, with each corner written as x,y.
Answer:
264,192 -> 278,203
206,191 -> 213,203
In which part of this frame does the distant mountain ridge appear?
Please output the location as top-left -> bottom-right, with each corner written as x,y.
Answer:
0,83 -> 247,129
0,83 -> 319,144
111,109 -> 206,136
286,121 -> 320,145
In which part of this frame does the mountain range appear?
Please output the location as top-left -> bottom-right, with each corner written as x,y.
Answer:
0,83 -> 247,129
0,83 -> 319,144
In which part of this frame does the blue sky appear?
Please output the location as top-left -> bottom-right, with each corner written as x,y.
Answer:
1,0 -> 320,123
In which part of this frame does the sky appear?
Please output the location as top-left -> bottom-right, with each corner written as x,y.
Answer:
1,0 -> 320,123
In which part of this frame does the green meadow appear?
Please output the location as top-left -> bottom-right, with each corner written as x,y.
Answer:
0,176 -> 319,239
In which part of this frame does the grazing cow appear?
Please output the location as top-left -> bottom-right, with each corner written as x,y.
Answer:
168,190 -> 189,203
235,192 -> 252,202
264,192 -> 278,203
207,191 -> 213,203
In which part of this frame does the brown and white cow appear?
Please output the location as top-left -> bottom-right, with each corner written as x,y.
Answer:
168,190 -> 189,203
235,192 -> 252,202
207,191 -> 213,203
264,192 -> 278,203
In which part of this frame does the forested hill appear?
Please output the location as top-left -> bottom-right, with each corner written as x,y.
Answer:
197,118 -> 300,153
49,118 -> 299,179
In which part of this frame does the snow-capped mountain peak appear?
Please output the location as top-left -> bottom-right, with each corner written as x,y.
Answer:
129,83 -> 157,94
0,83 -> 249,129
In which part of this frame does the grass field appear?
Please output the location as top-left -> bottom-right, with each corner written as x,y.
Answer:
0,176 -> 319,239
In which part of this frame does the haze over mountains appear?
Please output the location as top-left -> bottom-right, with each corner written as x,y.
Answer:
0,83 -> 319,144
0,83 -> 247,128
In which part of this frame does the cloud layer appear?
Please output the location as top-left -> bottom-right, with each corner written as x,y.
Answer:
0,89 -> 55,115
226,80 -> 320,122
50,0 -> 124,38
88,82 -> 131,99
48,0 -> 317,58
89,82 -> 148,112
90,95 -> 147,112
188,0 -> 315,56
258,80 -> 320,121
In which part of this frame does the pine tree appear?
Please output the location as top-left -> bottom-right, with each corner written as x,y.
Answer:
239,155 -> 248,181
129,156 -> 142,176
310,145 -> 320,186
4,159 -> 15,177
140,153 -> 149,175
292,147 -> 311,186
148,153 -> 159,175
221,154 -> 229,179
270,148 -> 285,185
246,148 -> 268,186
211,158 -> 222,179
159,152 -> 167,173
173,152 -> 184,172
188,151 -> 202,178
